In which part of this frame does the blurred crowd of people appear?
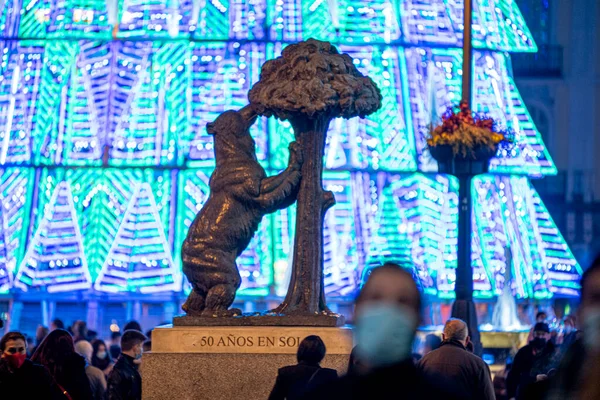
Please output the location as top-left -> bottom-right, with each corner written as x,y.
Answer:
1,255 -> 599,400
268,256 -> 600,400
0,319 -> 150,399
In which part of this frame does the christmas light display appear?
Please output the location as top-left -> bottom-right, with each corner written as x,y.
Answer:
0,0 -> 581,299
0,168 -> 33,292
15,181 -> 92,293
95,182 -> 178,293
405,48 -> 556,176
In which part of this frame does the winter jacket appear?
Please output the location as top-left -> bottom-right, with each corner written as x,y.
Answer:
268,362 -> 338,400
417,339 -> 495,400
107,354 -> 141,400
506,342 -> 560,399
0,358 -> 58,399
302,359 -> 466,400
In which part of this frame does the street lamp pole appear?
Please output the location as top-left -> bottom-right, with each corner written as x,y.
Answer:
462,0 -> 473,107
451,0 -> 482,356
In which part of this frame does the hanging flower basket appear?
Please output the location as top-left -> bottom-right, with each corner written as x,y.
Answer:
430,144 -> 497,175
427,101 -> 513,176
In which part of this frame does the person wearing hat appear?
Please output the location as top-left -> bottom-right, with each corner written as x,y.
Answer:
506,322 -> 560,400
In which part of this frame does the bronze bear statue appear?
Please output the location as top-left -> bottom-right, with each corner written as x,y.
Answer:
182,105 -> 303,316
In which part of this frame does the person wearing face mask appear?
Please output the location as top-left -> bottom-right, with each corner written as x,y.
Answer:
92,339 -> 114,376
548,255 -> 600,400
302,263 -> 462,399
0,331 -> 55,399
107,329 -> 147,400
506,322 -> 559,400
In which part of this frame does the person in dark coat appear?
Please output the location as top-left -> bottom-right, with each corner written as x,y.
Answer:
506,322 -> 559,399
417,318 -> 495,400
107,330 -> 147,400
302,263 -> 462,400
268,335 -> 337,400
31,329 -> 93,400
0,331 -> 57,399
547,255 -> 600,400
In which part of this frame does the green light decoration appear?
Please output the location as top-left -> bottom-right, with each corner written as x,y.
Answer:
0,0 -> 581,299
362,173 -> 459,298
32,40 -> 108,166
81,181 -> 120,281
187,42 -> 268,168
17,0 -> 112,39
15,180 -> 92,292
94,182 -> 178,293
108,41 -> 190,167
405,48 -> 556,176
0,168 -> 34,293
359,174 -> 581,299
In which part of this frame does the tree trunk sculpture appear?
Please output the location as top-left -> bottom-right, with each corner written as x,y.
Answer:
249,39 -> 382,317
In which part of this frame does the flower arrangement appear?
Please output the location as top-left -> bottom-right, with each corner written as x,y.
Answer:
427,101 -> 513,159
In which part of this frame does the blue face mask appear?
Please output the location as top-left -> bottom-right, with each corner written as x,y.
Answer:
583,308 -> 600,352
354,302 -> 417,368
135,346 -> 143,360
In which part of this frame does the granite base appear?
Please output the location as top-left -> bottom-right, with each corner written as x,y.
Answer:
142,352 -> 349,400
142,325 -> 353,400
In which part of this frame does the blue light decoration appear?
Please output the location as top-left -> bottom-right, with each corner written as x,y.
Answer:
0,0 -> 581,300
95,182 -> 178,293
0,168 -> 33,292
405,48 -> 555,176
363,174 -> 459,298
15,181 -> 92,293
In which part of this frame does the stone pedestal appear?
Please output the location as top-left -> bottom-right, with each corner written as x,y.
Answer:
142,325 -> 353,400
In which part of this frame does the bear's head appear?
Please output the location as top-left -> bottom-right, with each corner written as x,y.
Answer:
207,106 -> 259,162
207,105 -> 257,136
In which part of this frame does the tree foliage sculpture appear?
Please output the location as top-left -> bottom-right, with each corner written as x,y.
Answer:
249,39 -> 382,320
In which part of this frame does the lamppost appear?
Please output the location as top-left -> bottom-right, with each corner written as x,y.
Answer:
450,0 -> 483,356
429,0 -> 486,355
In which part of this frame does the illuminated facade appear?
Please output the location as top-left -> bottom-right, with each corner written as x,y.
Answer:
0,0 -> 580,302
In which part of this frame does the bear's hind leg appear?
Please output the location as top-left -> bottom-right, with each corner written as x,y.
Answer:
201,284 -> 242,317
182,288 -> 206,315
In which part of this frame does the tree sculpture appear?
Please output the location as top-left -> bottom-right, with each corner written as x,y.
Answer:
249,39 -> 382,322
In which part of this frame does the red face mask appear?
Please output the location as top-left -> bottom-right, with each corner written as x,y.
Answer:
5,353 -> 27,370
